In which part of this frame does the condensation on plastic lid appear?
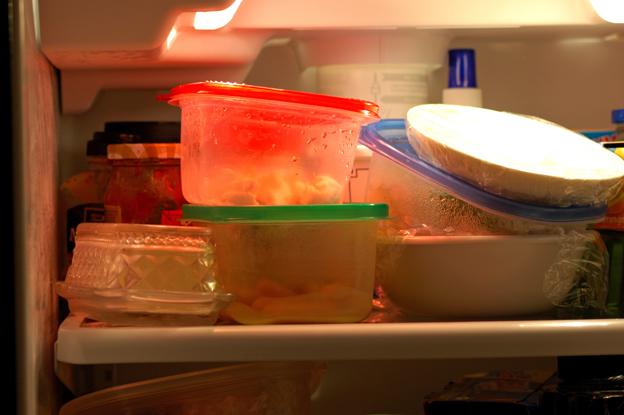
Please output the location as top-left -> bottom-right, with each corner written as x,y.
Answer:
360,119 -> 607,224
159,81 -> 380,118
107,143 -> 180,160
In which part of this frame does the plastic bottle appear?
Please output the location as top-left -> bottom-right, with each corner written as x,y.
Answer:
442,48 -> 483,107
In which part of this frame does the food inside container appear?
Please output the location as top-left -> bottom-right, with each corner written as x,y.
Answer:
361,119 -> 606,235
59,362 -> 323,415
406,104 -> 624,207
159,81 -> 379,205
362,120 -> 609,318
104,143 -> 185,225
183,203 -> 388,324
56,222 -> 232,326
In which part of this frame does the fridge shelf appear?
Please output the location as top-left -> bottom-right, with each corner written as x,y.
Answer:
56,315 -> 624,365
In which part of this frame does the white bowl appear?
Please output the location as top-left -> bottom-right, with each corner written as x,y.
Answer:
376,234 -> 593,318
406,104 -> 624,207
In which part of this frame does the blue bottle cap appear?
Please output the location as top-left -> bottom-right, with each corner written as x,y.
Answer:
612,109 -> 624,124
448,49 -> 477,89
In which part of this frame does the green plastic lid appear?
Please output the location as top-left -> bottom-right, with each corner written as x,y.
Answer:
182,204 -> 389,223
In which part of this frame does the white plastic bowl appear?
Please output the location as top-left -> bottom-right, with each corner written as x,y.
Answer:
376,234 -> 594,318
407,104 -> 624,207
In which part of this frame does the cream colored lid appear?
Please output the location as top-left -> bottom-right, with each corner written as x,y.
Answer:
107,143 -> 180,160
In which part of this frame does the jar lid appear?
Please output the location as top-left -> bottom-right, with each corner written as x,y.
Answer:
182,204 -> 388,223
359,119 -> 607,223
87,121 -> 181,157
107,143 -> 180,160
159,81 -> 380,118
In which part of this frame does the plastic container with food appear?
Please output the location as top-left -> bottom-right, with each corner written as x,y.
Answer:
361,119 -> 607,235
182,203 -> 388,324
56,223 -> 232,326
406,104 -> 624,208
361,120 -> 609,318
60,362 -> 323,415
159,81 -> 379,206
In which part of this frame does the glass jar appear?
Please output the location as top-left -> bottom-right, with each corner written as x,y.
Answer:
104,143 -> 185,224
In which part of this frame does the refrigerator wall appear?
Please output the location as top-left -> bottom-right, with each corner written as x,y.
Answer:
13,0 -> 624,414
13,0 -> 59,414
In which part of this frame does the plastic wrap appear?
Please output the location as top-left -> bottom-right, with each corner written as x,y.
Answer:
406,104 -> 624,208
57,222 -> 232,325
60,362 -> 324,415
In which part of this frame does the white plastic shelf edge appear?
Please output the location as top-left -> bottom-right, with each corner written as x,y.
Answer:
56,316 -> 624,365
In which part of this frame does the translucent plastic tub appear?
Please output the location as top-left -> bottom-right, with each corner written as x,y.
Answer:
183,204 -> 388,324
56,223 -> 232,326
60,362 -> 324,415
160,81 -> 379,205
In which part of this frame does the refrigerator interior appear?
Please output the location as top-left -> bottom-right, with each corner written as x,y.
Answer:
14,0 -> 624,414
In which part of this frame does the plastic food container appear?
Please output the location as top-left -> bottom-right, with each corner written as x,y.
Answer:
406,104 -> 624,207
56,223 -> 232,326
182,203 -> 388,324
160,81 -> 379,205
361,119 -> 607,235
59,362 -> 323,415
376,232 -> 606,318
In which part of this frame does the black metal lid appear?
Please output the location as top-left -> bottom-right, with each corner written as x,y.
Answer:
86,121 -> 181,156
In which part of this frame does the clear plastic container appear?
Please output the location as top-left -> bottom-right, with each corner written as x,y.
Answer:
182,204 -> 388,324
160,81 -> 379,206
361,119 -> 606,235
56,223 -> 231,326
59,362 -> 323,415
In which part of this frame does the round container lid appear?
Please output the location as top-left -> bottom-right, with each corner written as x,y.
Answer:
359,119 -> 607,223
107,143 -> 180,160
159,81 -> 380,118
182,203 -> 388,223
87,121 -> 181,157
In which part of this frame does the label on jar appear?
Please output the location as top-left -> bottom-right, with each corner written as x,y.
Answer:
66,203 -> 106,253
161,209 -> 182,226
104,205 -> 122,223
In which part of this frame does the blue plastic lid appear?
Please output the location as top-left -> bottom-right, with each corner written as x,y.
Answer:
448,49 -> 477,88
612,109 -> 624,124
359,119 -> 607,224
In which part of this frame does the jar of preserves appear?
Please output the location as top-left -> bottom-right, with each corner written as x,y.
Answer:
104,143 -> 185,224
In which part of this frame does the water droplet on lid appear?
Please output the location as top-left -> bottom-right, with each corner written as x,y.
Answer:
323,144 -> 328,150
292,156 -> 298,162
322,132 -> 327,138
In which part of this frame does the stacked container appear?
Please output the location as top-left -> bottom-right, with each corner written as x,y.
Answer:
161,81 -> 387,324
361,105 -> 624,319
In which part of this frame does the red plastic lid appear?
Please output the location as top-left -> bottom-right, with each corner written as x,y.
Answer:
159,81 -> 380,118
